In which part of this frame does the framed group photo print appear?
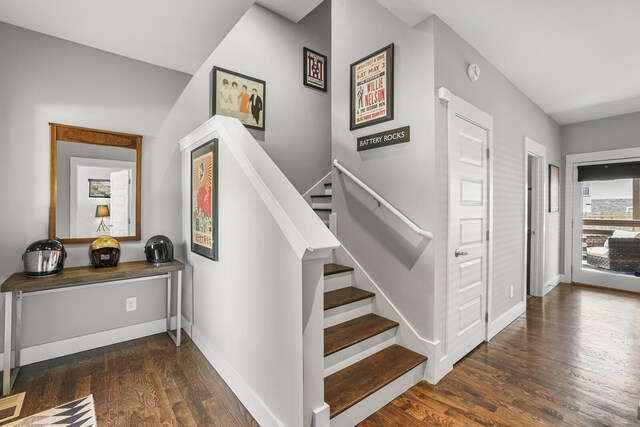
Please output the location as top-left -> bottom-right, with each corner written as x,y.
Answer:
212,67 -> 266,131
350,44 -> 394,131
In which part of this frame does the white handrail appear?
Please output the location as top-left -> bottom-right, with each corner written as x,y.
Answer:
333,159 -> 434,240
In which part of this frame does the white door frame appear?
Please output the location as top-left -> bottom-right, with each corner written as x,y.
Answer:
564,146 -> 640,292
438,87 -> 494,354
524,137 -> 546,297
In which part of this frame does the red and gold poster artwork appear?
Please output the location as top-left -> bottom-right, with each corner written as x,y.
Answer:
351,44 -> 394,130
191,139 -> 218,260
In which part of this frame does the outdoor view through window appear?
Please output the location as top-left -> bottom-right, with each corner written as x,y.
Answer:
582,178 -> 640,275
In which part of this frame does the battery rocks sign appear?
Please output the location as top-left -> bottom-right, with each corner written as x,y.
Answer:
350,44 -> 394,130
357,126 -> 410,151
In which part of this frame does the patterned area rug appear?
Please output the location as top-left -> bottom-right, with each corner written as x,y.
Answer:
5,395 -> 96,427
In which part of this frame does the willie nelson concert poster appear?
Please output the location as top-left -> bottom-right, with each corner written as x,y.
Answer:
350,44 -> 394,130
191,138 -> 218,261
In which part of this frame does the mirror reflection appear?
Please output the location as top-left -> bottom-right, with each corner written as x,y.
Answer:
56,142 -> 137,239
49,123 -> 142,243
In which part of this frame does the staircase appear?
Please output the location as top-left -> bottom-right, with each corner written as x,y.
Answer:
311,182 -> 333,227
322,263 -> 427,426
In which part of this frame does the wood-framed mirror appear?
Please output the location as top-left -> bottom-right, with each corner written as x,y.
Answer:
49,123 -> 142,244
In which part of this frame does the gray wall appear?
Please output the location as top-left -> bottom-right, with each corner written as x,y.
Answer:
331,0 -> 437,338
562,111 -> 640,156
157,2 -> 332,196
433,17 -> 563,327
0,22 -> 190,349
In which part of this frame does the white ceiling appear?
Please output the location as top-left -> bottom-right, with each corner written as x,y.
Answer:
0,0 -> 324,75
377,0 -> 640,124
0,0 -> 255,75
2,0 -> 638,124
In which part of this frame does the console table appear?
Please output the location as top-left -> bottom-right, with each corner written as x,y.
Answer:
0,260 -> 184,396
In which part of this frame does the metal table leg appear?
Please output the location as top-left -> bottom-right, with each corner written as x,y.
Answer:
3,292 -> 12,396
166,271 -> 182,347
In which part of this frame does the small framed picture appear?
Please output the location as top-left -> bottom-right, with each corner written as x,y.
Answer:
549,164 -> 560,213
303,47 -> 328,92
88,179 -> 111,198
191,138 -> 219,261
350,44 -> 394,131
212,67 -> 265,131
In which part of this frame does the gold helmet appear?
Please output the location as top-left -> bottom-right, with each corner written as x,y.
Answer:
89,235 -> 121,268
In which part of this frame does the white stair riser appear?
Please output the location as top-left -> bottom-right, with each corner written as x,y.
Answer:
324,272 -> 353,292
312,195 -> 332,202
315,209 -> 331,220
324,329 -> 397,377
324,299 -> 372,328
312,202 -> 332,210
325,189 -> 332,195
329,361 -> 426,427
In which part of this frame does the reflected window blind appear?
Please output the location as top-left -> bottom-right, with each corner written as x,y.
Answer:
577,161 -> 640,182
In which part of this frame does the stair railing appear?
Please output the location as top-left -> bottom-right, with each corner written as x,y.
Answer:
333,159 -> 434,240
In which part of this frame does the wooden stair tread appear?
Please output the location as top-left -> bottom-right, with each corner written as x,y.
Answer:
313,207 -> 332,211
324,287 -> 374,310
311,194 -> 331,198
325,345 -> 427,418
324,183 -> 332,187
324,263 -> 354,276
324,314 -> 398,356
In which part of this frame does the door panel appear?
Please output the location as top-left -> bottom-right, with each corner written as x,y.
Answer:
447,104 -> 491,365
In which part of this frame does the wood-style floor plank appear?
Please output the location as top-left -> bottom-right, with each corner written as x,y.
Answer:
359,283 -> 640,426
9,333 -> 257,426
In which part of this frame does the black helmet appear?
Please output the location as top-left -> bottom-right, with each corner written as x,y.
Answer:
144,235 -> 174,263
23,239 -> 67,276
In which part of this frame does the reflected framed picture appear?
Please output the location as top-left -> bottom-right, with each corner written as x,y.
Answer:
191,138 -> 218,261
212,66 -> 265,131
88,179 -> 111,198
303,47 -> 327,92
549,164 -> 560,212
350,44 -> 394,130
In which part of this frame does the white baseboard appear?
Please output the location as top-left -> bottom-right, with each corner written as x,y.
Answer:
487,301 -> 525,340
3,317 -> 178,366
181,315 -> 193,337
543,274 -> 563,296
191,325 -> 284,427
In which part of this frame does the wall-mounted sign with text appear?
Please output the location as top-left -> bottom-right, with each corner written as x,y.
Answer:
357,126 -> 410,152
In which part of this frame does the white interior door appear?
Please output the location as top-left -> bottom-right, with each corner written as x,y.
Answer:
446,93 -> 492,365
109,169 -> 131,236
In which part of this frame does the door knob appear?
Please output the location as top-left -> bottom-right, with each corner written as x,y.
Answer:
455,249 -> 468,257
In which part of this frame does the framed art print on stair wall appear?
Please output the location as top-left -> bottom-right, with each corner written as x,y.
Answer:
212,66 -> 266,131
350,44 -> 394,130
191,138 -> 218,261
303,47 -> 328,92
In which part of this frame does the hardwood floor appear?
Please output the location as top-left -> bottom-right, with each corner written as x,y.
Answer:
360,283 -> 640,426
10,333 -> 257,426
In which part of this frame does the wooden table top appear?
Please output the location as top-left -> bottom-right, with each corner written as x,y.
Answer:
1,260 -> 185,293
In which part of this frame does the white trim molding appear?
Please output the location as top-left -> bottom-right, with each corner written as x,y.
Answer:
543,274 -> 563,296
524,137 -> 547,298
487,302 -> 525,340
1,317 -> 178,367
564,146 -> 640,291
191,325 -> 286,427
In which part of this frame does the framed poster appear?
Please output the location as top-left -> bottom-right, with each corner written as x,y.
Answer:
191,138 -> 218,261
350,44 -> 394,131
88,179 -> 111,198
549,164 -> 560,213
212,66 -> 265,131
303,47 -> 328,92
